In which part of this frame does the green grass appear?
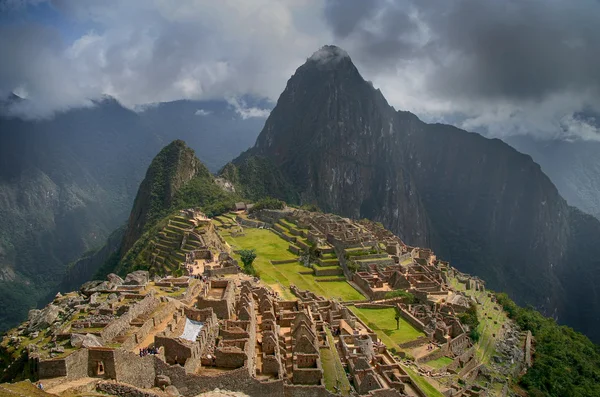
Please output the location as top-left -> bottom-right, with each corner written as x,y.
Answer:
403,365 -> 445,397
225,228 -> 364,301
448,276 -> 508,364
425,356 -> 453,369
349,307 -> 425,346
321,328 -> 352,395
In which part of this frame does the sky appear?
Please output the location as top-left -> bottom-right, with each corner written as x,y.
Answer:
1,0 -> 600,141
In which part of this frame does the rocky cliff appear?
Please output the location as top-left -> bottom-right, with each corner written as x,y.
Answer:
226,45 -> 600,341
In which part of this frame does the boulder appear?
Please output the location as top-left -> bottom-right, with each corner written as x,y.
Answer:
156,375 -> 171,388
165,385 -> 180,396
107,273 -> 124,286
107,293 -> 118,303
80,280 -> 106,296
82,333 -> 103,348
89,293 -> 100,305
27,305 -> 60,332
71,333 -> 103,348
28,309 -> 41,321
124,270 -> 149,286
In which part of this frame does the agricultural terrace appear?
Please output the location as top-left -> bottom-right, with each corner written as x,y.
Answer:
223,228 -> 365,301
448,277 -> 509,364
321,327 -> 352,395
349,306 -> 425,348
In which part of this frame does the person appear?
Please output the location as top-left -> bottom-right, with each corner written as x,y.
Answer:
37,383 -> 44,390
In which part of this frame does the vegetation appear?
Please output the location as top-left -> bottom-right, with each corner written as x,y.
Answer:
222,156 -> 299,203
350,307 -> 425,346
425,356 -> 453,370
458,303 -> 481,342
384,290 -> 416,303
402,365 -> 445,397
321,327 -> 351,395
224,228 -> 364,301
496,293 -> 600,397
238,249 -> 258,276
248,197 -> 285,213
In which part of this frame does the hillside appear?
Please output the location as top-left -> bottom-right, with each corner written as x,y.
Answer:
224,46 -> 600,342
0,97 -> 263,333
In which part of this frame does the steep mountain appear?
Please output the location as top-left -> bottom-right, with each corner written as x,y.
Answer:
225,45 -> 600,341
0,97 -> 262,333
507,135 -> 600,220
104,140 -> 237,278
120,140 -> 205,256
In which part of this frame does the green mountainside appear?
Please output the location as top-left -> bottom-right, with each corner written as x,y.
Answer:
71,140 -> 239,280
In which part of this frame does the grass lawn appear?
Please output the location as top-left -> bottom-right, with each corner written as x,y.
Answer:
350,307 -> 425,347
425,356 -> 453,369
403,365 -> 445,397
224,228 -> 364,301
321,328 -> 352,395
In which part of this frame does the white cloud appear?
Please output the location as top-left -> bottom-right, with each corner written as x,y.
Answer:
0,0 -> 329,118
227,97 -> 270,119
194,109 -> 212,116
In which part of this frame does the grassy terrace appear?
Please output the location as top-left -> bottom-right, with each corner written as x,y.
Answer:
224,228 -> 365,301
425,356 -> 453,369
403,365 -> 445,397
448,277 -> 508,364
349,306 -> 425,347
321,328 -> 352,395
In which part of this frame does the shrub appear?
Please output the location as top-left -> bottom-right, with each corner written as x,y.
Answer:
249,197 -> 285,213
384,290 -> 416,303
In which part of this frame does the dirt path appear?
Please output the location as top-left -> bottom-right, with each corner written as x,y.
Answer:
133,315 -> 172,351
44,377 -> 97,395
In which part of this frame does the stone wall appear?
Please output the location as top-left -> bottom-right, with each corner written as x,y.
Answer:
38,358 -> 67,379
88,348 -> 117,379
114,350 -> 155,388
397,307 -> 426,333
525,330 -> 532,368
154,359 -> 284,397
101,294 -> 160,343
65,348 -> 89,380
97,381 -> 162,397
205,266 -> 240,277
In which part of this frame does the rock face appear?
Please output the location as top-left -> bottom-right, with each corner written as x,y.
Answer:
27,305 -> 60,332
70,333 -> 103,349
120,140 -> 207,256
228,45 -> 600,342
124,270 -> 149,286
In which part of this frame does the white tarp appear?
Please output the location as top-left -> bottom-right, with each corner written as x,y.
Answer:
180,318 -> 204,342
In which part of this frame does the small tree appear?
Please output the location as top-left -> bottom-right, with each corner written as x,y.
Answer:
239,249 -> 257,269
394,307 -> 401,330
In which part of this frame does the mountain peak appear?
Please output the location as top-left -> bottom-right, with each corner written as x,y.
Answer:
306,45 -> 351,69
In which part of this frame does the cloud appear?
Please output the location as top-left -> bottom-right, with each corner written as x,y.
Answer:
194,109 -> 212,116
324,0 -> 600,141
2,0 -> 600,142
227,97 -> 270,119
0,0 -> 329,118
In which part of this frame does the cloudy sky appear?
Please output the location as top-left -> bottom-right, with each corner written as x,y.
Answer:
1,0 -> 600,141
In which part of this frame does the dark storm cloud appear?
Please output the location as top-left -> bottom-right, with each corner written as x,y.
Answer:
325,0 -> 600,101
